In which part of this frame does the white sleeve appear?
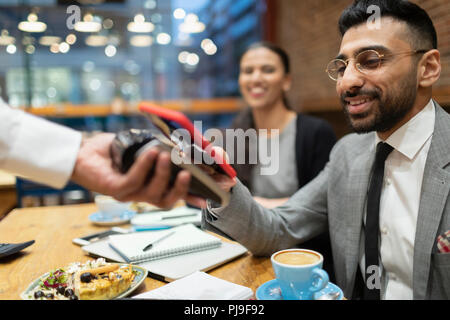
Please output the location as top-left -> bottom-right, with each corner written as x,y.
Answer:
0,100 -> 82,189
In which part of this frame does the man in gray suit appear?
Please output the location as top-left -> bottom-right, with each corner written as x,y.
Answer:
197,0 -> 449,300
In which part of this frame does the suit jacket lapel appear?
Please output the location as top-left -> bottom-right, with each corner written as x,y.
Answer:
413,103 -> 450,299
344,137 -> 376,295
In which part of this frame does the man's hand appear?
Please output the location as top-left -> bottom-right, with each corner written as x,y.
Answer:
179,146 -> 236,208
210,146 -> 237,192
71,133 -> 192,209
71,134 -> 236,209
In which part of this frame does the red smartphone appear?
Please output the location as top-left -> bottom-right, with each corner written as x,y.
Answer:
138,102 -> 236,179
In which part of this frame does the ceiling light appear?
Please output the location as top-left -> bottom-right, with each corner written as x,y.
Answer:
127,14 -> 154,33
178,51 -> 189,63
18,13 -> 47,33
130,35 -> 153,47
50,43 -> 59,53
65,33 -> 77,45
85,35 -> 108,47
173,8 -> 186,19
201,38 -> 213,50
6,44 -> 17,54
186,53 -> 199,66
185,14 -> 199,24
39,35 -> 61,46
74,14 -> 102,33
105,44 -> 117,57
156,33 -> 171,45
25,45 -> 35,54
179,14 -> 205,34
0,30 -> 15,46
59,42 -> 70,53
201,39 -> 217,55
102,18 -> 114,30
204,43 -> 217,55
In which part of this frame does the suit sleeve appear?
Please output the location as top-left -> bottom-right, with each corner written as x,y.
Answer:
310,121 -> 336,181
0,100 -> 82,189
202,161 -> 330,256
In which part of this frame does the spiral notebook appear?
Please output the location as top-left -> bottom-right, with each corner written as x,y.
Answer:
108,224 -> 222,264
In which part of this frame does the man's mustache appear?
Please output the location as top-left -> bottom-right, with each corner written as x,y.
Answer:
340,90 -> 380,104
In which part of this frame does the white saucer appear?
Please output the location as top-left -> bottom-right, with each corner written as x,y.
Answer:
89,211 -> 136,226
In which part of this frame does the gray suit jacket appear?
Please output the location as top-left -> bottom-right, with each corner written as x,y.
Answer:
202,102 -> 450,300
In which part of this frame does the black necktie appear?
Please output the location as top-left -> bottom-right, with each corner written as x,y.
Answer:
364,142 -> 393,300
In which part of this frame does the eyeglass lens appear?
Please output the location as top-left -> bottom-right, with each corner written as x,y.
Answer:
327,50 -> 383,80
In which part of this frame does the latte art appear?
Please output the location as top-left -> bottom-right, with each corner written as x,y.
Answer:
274,251 -> 320,265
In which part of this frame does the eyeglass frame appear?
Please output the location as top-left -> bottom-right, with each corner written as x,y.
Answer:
325,49 -> 430,81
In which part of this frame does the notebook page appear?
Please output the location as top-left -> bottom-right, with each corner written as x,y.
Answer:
108,224 -> 221,262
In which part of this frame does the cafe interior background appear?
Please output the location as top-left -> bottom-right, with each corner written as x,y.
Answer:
0,0 -> 448,215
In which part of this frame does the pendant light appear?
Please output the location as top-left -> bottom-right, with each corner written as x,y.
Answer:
18,13 -> 47,33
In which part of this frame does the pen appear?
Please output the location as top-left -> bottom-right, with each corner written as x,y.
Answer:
133,226 -> 172,232
142,231 -> 175,251
160,213 -> 198,220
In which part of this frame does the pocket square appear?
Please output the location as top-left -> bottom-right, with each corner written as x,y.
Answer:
437,230 -> 450,253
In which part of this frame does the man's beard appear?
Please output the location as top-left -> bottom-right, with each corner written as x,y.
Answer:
340,71 -> 418,134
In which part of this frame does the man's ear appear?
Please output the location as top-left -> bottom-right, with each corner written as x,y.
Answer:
418,49 -> 441,88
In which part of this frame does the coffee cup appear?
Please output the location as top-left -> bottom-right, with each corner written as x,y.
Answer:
271,249 -> 329,300
94,195 -> 131,220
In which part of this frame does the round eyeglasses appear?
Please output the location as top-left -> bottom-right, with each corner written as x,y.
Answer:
325,49 -> 429,81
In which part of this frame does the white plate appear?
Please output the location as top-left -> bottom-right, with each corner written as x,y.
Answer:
21,263 -> 148,300
89,211 -> 136,226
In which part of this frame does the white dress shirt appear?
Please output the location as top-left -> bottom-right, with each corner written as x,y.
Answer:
360,99 -> 435,300
0,99 -> 82,189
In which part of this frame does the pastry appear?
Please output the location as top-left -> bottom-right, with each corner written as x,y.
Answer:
25,259 -> 135,300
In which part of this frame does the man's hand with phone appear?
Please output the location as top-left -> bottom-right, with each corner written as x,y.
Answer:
182,146 -> 236,208
208,146 -> 237,193
108,104 -> 237,209
71,133 -> 192,209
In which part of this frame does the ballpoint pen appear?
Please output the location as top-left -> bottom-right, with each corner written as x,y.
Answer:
142,231 -> 175,251
133,226 -> 172,232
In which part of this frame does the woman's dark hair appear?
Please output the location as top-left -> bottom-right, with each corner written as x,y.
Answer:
243,41 -> 291,74
339,0 -> 437,50
240,41 -> 292,110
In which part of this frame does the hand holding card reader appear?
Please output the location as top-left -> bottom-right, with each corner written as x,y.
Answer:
110,103 -> 236,207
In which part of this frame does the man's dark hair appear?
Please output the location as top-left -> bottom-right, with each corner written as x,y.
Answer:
339,0 -> 437,50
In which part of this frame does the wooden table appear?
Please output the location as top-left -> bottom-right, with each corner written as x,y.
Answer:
0,170 -> 16,220
0,203 -> 274,300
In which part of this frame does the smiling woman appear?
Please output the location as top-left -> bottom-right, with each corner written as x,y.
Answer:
229,42 -> 336,202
